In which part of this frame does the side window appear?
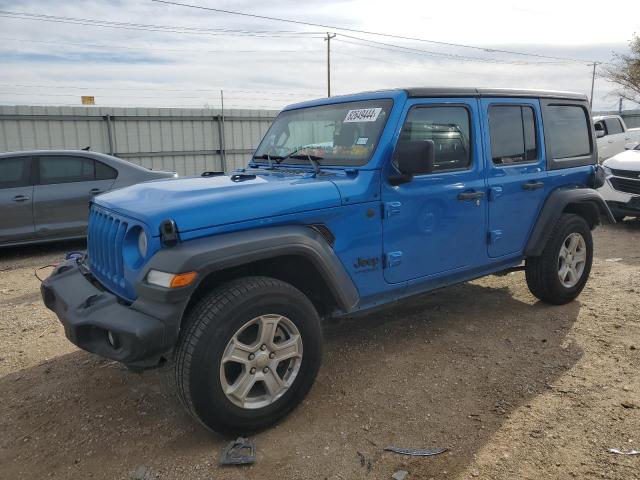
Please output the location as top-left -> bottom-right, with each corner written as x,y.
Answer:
0,157 -> 31,189
95,160 -> 118,180
399,106 -> 471,172
489,105 -> 538,165
38,156 -> 95,185
604,118 -> 623,135
544,105 -> 591,159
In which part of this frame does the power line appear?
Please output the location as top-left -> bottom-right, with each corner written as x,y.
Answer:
0,10 -> 325,38
0,91 -> 297,102
331,50 -> 474,76
0,36 -> 319,55
0,100 -> 283,109
151,0 -> 604,64
335,36 -> 571,66
0,83 -> 317,97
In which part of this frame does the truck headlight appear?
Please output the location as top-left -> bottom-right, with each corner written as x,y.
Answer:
138,230 -> 148,258
602,165 -> 613,177
123,226 -> 148,269
147,270 -> 197,288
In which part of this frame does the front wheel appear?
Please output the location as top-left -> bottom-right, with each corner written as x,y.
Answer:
525,213 -> 593,305
174,276 -> 322,435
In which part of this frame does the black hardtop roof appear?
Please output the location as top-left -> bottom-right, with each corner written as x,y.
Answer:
403,87 -> 587,101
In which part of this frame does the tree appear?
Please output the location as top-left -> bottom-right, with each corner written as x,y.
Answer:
602,34 -> 640,104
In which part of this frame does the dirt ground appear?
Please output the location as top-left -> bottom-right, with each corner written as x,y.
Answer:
0,222 -> 639,480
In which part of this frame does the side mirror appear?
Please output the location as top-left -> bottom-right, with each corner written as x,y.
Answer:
389,140 -> 435,185
596,129 -> 605,139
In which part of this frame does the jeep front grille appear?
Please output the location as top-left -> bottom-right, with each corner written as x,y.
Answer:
610,177 -> 640,195
87,205 -> 128,295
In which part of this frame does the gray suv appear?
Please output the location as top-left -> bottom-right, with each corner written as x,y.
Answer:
0,150 -> 176,247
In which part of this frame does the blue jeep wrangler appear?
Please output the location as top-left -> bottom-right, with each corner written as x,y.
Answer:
41,88 -> 613,435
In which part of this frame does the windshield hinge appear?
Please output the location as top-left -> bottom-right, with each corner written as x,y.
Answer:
382,201 -> 402,219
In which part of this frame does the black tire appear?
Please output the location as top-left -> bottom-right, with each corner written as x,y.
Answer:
175,276 -> 322,436
525,213 -> 593,305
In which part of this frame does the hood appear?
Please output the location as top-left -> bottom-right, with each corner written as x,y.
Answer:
604,149 -> 640,171
94,171 -> 342,235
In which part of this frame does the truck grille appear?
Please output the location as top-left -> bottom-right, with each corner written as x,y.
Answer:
611,168 -> 640,180
87,205 -> 129,298
610,177 -> 640,195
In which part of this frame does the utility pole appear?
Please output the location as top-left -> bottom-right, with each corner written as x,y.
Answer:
219,89 -> 227,171
325,32 -> 336,97
589,61 -> 598,107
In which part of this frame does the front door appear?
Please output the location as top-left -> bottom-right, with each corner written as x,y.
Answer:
34,155 -> 114,237
481,98 -> 547,258
382,99 -> 487,284
0,156 -> 35,244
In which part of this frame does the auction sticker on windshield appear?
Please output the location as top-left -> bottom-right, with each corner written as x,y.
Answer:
344,108 -> 382,123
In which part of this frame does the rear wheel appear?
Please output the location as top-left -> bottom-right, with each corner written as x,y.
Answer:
175,276 -> 322,435
525,214 -> 593,305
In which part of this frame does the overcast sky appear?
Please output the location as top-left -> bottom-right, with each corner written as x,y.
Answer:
0,0 -> 638,111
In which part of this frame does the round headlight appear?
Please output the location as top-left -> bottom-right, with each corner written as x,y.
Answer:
138,230 -> 148,258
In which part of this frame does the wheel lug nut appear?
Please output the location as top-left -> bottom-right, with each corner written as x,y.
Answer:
263,367 -> 269,373
260,344 -> 267,351
269,352 -> 275,359
250,367 -> 256,374
248,353 -> 255,360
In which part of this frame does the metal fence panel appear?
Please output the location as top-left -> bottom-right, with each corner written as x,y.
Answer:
0,105 -> 278,176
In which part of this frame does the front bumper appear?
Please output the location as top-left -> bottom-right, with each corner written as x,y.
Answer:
607,198 -> 640,218
598,176 -> 640,218
41,258 -> 188,367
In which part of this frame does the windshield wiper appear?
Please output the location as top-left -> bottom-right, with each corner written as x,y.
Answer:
288,154 -> 323,174
255,148 -> 324,174
252,154 -> 284,169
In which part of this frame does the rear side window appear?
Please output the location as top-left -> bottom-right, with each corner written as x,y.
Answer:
399,106 -> 471,172
39,156 -> 95,185
489,105 -> 538,165
544,105 -> 591,159
604,118 -> 623,135
95,160 -> 117,180
0,157 -> 31,189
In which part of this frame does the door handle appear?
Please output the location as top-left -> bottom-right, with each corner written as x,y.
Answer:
522,181 -> 544,191
90,188 -> 103,194
457,190 -> 484,201
13,195 -> 30,202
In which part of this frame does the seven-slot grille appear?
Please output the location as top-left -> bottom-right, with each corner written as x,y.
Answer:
609,177 -> 640,195
87,205 -> 128,292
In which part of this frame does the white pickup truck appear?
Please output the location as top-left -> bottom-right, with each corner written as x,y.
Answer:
593,115 -> 640,162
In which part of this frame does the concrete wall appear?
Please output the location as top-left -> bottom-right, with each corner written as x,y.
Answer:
0,105 -> 278,176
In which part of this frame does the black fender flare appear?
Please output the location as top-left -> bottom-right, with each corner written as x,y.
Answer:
524,187 -> 615,257
138,225 -> 360,313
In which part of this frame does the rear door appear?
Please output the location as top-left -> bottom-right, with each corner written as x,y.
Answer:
0,156 -> 35,244
33,155 -> 116,238
481,98 -> 547,258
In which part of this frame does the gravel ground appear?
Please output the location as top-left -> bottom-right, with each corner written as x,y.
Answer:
0,222 -> 639,480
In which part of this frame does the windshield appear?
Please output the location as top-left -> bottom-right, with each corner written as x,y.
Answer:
254,99 -> 393,167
